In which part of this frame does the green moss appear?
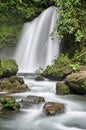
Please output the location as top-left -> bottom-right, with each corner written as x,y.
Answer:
43,54 -> 71,80
0,96 -> 20,111
56,82 -> 71,95
0,59 -> 18,77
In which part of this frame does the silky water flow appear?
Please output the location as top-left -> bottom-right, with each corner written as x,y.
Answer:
14,6 -> 60,73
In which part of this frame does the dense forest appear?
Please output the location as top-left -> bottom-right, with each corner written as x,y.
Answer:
0,0 -> 86,48
0,0 -> 53,48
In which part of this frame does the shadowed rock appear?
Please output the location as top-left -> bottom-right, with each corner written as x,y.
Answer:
20,95 -> 45,109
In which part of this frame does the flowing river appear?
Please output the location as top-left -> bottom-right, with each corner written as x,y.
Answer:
0,74 -> 86,130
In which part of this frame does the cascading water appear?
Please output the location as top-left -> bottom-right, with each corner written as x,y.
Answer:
14,6 -> 60,73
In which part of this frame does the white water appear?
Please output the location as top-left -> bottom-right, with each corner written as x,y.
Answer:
1,75 -> 86,130
14,6 -> 60,73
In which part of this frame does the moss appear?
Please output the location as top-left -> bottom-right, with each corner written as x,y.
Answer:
0,96 -> 20,111
42,54 -> 71,80
0,76 -> 28,93
1,59 -> 18,77
56,82 -> 71,95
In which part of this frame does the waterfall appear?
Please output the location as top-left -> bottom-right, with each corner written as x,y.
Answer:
14,6 -> 60,73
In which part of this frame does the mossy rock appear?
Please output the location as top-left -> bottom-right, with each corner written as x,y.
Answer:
1,59 -> 18,78
0,96 -> 20,111
42,54 -> 74,80
0,76 -> 29,93
66,71 -> 86,95
56,81 -> 71,95
42,65 -> 73,80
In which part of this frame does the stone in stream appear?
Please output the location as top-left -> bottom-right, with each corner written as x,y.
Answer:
35,75 -> 45,81
56,81 -> 71,95
20,95 -> 45,109
66,71 -> 86,95
43,102 -> 65,115
0,76 -> 29,93
0,96 -> 20,112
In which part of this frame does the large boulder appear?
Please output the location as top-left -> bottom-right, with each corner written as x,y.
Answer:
56,81 -> 71,95
66,71 -> 86,94
20,95 -> 45,109
0,76 -> 29,93
0,59 -> 18,78
43,102 -> 64,115
0,96 -> 20,112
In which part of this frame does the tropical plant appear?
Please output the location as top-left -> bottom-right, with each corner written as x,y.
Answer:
51,0 -> 86,43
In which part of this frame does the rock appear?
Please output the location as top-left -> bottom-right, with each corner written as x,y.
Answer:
56,81 -> 71,95
80,65 -> 86,71
9,76 -> 24,84
0,76 -> 29,93
42,65 -> 73,81
0,96 -> 20,112
43,102 -> 64,115
20,95 -> 45,109
62,66 -> 73,75
66,71 -> 86,94
35,75 -> 44,81
1,59 -> 18,78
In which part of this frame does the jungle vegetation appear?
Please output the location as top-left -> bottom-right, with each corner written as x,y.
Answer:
0,0 -> 86,48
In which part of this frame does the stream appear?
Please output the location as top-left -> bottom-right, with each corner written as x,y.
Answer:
0,74 -> 86,130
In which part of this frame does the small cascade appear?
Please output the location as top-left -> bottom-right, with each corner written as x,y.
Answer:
14,6 -> 60,73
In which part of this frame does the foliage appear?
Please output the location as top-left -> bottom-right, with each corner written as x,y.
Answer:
73,49 -> 86,64
0,97 -> 15,108
43,51 -> 86,80
53,54 -> 70,67
0,0 -> 53,47
5,100 -> 14,107
69,63 -> 80,72
52,0 -> 86,43
43,54 -> 71,80
81,80 -> 86,90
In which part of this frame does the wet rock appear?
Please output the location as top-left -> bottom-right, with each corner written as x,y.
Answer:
0,76 -> 29,93
56,81 -> 71,95
43,102 -> 64,115
20,95 -> 45,109
0,96 -> 20,112
66,71 -> 86,94
35,75 -> 44,81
